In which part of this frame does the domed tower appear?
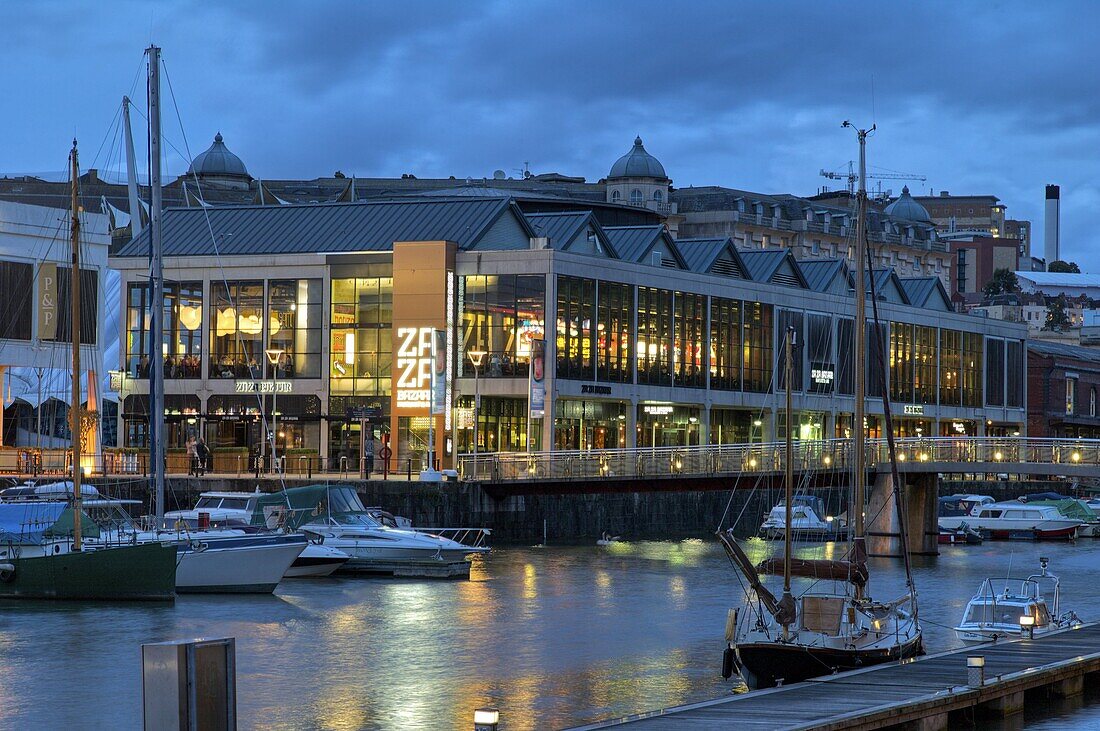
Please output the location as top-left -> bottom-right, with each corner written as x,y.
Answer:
187,132 -> 252,190
606,136 -> 673,212
884,186 -> 932,224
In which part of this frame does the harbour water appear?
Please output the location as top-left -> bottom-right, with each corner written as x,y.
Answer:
3,539 -> 1100,729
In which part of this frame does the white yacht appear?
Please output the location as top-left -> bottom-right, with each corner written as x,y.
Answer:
759,495 -> 846,541
1,483 -> 306,594
167,486 -> 489,578
938,501 -> 1084,540
955,558 -> 1082,643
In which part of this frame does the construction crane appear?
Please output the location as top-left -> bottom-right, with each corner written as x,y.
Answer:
819,162 -> 926,199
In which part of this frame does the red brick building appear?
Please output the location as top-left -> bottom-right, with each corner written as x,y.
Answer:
1027,340 -> 1100,438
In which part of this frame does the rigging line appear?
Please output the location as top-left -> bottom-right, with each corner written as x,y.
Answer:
161,58 -> 287,490
85,102 -> 124,178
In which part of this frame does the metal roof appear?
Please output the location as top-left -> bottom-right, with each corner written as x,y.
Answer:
738,249 -> 808,288
1028,338 -> 1100,363
675,237 -> 746,277
900,276 -> 952,310
526,211 -> 592,250
798,259 -> 848,293
187,133 -> 249,178
115,197 -> 529,257
603,225 -> 685,268
1017,272 -> 1100,287
608,136 -> 667,179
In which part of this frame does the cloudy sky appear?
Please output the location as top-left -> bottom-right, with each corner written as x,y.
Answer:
4,1 -> 1097,263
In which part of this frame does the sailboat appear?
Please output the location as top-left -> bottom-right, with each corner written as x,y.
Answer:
0,140 -> 177,601
719,123 -> 922,688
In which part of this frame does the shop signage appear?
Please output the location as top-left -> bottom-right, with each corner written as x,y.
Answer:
456,407 -> 475,429
235,380 -> 293,394
811,369 -> 834,386
529,339 -> 546,418
36,262 -> 57,340
432,329 -> 447,415
903,404 -> 924,415
395,326 -> 435,409
581,384 -> 613,395
643,404 -> 674,416
346,406 -> 383,421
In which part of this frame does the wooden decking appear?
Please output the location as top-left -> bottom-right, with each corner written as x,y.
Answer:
567,623 -> 1100,730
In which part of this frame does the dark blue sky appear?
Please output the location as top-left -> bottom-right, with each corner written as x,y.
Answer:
4,1 -> 1097,264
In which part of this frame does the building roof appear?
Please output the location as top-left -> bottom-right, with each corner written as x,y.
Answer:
900,276 -> 953,311
798,258 -> 849,293
115,197 -> 533,258
603,225 -> 685,268
738,249 -> 808,288
883,186 -> 932,224
855,268 -> 910,304
675,237 -> 747,277
608,136 -> 667,179
1028,339 -> 1100,363
526,211 -> 617,257
187,133 -> 249,178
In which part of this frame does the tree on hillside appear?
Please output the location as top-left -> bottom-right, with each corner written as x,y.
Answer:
982,268 -> 1020,298
1044,294 -> 1073,331
1048,260 -> 1081,273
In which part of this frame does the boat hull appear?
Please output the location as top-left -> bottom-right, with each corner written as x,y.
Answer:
734,635 -> 924,689
175,535 -> 306,593
0,543 -> 176,601
284,544 -> 349,578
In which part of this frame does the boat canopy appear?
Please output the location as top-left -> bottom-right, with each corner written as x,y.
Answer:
1029,499 -> 1096,522
0,503 -> 99,544
247,486 -> 328,530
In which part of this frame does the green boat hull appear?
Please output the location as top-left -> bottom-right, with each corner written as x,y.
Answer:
0,543 -> 176,601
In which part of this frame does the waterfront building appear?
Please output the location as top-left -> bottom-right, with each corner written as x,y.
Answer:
108,194 -> 1028,470
0,199 -> 113,450
1027,340 -> 1100,438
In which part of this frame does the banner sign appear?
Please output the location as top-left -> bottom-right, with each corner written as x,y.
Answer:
37,262 -> 58,340
432,328 -> 447,415
529,338 -> 546,418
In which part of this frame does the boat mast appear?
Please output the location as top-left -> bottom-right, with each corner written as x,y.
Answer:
782,325 -> 795,637
845,120 -> 873,601
122,96 -> 143,237
69,139 -> 83,552
147,45 -> 165,524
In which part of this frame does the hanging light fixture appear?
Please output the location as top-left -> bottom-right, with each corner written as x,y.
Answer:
179,304 -> 202,331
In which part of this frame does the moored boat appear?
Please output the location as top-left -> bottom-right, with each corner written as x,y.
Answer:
954,558 -> 1082,643
941,501 -> 1084,540
759,495 -> 847,541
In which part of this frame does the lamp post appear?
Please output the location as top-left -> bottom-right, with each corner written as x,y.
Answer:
264,348 -> 284,474
468,350 -> 486,479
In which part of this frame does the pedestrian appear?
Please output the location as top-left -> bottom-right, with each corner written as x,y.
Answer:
364,430 -> 376,478
186,436 -> 198,476
195,438 -> 210,477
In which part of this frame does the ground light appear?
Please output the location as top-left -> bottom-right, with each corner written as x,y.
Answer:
967,655 -> 985,687
473,707 -> 500,731
1020,614 -> 1036,639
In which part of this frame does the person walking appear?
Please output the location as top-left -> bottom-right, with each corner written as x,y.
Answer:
186,436 -> 198,477
195,438 -> 210,477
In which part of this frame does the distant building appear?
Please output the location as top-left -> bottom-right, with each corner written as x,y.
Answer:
1028,340 -> 1100,438
1015,272 -> 1100,300
948,236 -> 1022,307
914,191 -> 1032,265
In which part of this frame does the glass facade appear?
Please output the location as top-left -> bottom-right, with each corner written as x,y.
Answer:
636,404 -> 701,447
54,267 -> 98,346
636,287 -> 673,385
455,396 -> 540,453
986,338 -> 1005,407
962,332 -> 983,407
556,276 -> 594,380
674,292 -> 706,388
0,260 -> 32,340
1007,340 -> 1024,408
553,400 -> 628,450
266,279 -> 323,378
596,281 -> 633,383
776,310 -> 804,391
709,297 -> 741,391
329,275 -> 392,398
210,280 -> 264,378
940,329 -> 962,406
890,322 -> 914,403
709,409 -> 759,444
462,274 -> 545,379
742,302 -> 773,393
126,281 -> 202,378
807,314 -> 833,395
913,325 -> 938,405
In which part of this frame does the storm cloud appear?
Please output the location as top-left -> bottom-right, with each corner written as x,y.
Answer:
3,0 -> 1099,263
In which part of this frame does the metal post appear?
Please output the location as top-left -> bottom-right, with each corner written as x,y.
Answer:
265,348 -> 284,475
468,350 -> 485,480
148,45 -> 165,525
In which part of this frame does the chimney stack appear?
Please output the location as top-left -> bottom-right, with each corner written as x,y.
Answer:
1045,184 -> 1060,269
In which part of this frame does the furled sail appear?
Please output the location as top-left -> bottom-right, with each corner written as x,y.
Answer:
756,557 -> 868,586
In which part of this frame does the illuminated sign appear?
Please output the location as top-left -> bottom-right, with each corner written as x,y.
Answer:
235,380 -> 292,394
811,369 -> 834,385
903,404 -> 924,415
396,326 -> 435,409
643,404 -> 674,416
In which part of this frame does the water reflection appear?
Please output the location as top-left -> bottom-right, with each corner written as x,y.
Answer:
5,540 -> 1100,729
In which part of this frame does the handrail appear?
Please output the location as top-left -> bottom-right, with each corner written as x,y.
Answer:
456,436 -> 1100,483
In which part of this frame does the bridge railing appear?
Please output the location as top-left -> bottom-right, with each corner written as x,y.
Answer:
457,437 -> 1100,483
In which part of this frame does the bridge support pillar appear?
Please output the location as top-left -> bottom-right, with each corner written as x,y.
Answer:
866,471 -> 939,558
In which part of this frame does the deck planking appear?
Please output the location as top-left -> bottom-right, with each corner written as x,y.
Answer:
566,622 -> 1100,730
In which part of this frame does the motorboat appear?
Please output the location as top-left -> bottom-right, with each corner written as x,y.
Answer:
1023,498 -> 1100,538
938,524 -> 983,545
937,495 -> 990,545
284,542 -> 350,578
954,558 -> 1082,643
939,501 -> 1084,540
167,486 -> 489,578
759,495 -> 846,541
3,485 -> 305,594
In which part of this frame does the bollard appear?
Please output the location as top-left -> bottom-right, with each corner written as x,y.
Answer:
1019,614 -> 1035,639
142,637 -> 236,730
473,708 -> 499,731
967,655 -> 985,687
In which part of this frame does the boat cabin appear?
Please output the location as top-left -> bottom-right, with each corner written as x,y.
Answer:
939,494 -> 993,517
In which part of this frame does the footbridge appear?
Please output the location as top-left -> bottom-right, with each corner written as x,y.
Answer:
460,437 -> 1100,557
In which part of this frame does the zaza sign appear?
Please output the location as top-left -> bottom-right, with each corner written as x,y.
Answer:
396,327 -> 435,409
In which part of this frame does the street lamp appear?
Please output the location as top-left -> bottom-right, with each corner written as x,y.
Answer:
264,348 -> 285,474
467,350 -> 486,479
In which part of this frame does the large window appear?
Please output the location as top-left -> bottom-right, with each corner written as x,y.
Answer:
596,281 -> 632,383
637,287 -> 673,385
710,297 -> 741,391
555,276 -> 594,380
267,279 -> 322,378
462,274 -> 545,379
807,314 -> 833,395
743,302 -> 773,393
210,281 -> 264,379
54,267 -> 98,346
674,292 -> 706,388
776,310 -> 804,392
962,332 -> 983,407
330,275 -> 393,397
940,329 -> 962,406
986,338 -> 1005,407
867,322 -> 887,399
126,281 -> 202,378
913,325 -> 937,405
1007,340 -> 1024,408
837,318 -> 853,395
889,322 -> 914,403
0,261 -> 32,340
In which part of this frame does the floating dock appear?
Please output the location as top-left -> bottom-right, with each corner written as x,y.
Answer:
567,623 -> 1100,730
